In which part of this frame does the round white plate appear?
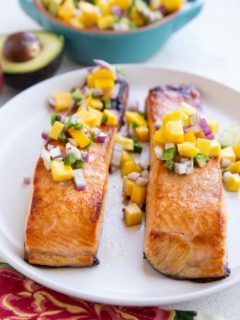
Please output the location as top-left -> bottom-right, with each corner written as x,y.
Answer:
0,66 -> 240,306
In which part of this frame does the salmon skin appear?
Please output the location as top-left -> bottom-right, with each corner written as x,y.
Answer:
144,84 -> 229,281
25,81 -> 129,267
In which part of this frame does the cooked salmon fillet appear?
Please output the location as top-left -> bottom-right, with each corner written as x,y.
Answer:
25,82 -> 128,267
144,85 -> 229,281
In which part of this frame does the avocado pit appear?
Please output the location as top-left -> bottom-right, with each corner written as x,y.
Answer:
3,32 -> 42,63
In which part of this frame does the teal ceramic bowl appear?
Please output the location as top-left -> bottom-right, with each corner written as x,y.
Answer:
19,0 -> 203,65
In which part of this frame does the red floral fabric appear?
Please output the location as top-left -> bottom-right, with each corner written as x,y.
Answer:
0,263 -> 173,320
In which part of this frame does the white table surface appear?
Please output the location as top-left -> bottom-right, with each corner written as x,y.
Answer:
1,0 -> 240,319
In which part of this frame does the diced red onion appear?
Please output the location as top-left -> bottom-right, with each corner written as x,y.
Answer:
81,152 -> 89,162
116,72 -> 125,82
41,148 -> 51,171
174,162 -> 189,175
111,143 -> 123,167
66,142 -> 81,160
221,158 -> 233,168
73,169 -> 87,191
92,88 -> 104,97
41,131 -> 49,141
135,177 -> 148,186
154,120 -> 162,129
96,132 -> 107,143
223,171 -> 232,183
93,59 -> 116,73
141,170 -> 149,179
59,115 -> 67,123
128,172 -> 140,181
48,95 -> 55,109
128,100 -> 140,112
50,146 -> 62,159
23,176 -> 31,185
154,146 -> 163,160
199,118 -> 213,140
47,144 -> 54,151
109,83 -> 120,100
184,125 -> 200,133
111,5 -> 122,17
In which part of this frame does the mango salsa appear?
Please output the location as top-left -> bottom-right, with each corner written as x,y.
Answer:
153,129 -> 165,144
225,174 -> 240,192
121,160 -> 141,176
97,15 -> 115,29
123,176 -> 135,197
209,140 -> 221,157
163,121 -> 184,143
79,2 -> 101,28
51,160 -> 74,182
184,131 -> 196,142
220,147 -> 236,162
86,96 -> 103,110
207,119 -> 219,136
115,135 -> 134,151
68,128 -> 90,148
103,109 -> 118,125
233,144 -> 240,159
125,112 -> 147,127
196,138 -> 211,156
180,102 -> 196,116
227,161 -> 240,174
178,142 -> 199,158
131,184 -> 146,205
49,121 -> 64,140
54,91 -> 73,111
162,109 -> 182,125
121,150 -> 133,166
135,126 -> 149,142
124,203 -> 142,227
76,109 -> 98,127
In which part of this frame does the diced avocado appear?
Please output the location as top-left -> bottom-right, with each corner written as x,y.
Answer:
0,31 -> 64,89
162,147 -> 176,161
165,159 -> 174,172
194,154 -> 209,168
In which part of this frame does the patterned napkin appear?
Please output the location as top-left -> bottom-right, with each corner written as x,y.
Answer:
0,263 -> 224,320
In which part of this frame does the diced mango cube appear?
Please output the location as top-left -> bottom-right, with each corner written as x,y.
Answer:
68,128 -> 90,148
76,109 -> 98,127
180,102 -> 196,116
233,144 -> 240,159
162,110 -> 182,125
225,174 -> 240,192
54,91 -> 73,111
123,176 -> 135,197
121,150 -> 133,166
184,131 -> 196,142
163,121 -> 184,143
207,119 -> 219,136
125,112 -> 147,127
86,96 -> 103,110
51,161 -> 73,182
220,147 -> 236,162
79,2 -> 100,27
131,184 -> 146,205
227,161 -> 240,174
49,121 -> 64,140
209,140 -> 221,157
89,107 -> 103,127
97,15 -> 115,29
95,78 -> 115,92
135,126 -> 149,142
153,129 -> 165,144
196,138 -> 211,156
87,73 -> 95,88
57,5 -> 74,22
96,0 -> 111,14
103,110 -> 117,126
94,68 -> 116,81
177,142 -> 199,158
130,7 -> 145,26
115,135 -> 134,151
121,160 -> 141,176
124,203 -> 142,227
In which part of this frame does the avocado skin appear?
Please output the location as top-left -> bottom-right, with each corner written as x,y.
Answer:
4,50 -> 64,89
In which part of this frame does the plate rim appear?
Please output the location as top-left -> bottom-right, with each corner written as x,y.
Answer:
0,65 -> 240,306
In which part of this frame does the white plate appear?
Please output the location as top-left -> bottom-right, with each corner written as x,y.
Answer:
0,66 -> 240,306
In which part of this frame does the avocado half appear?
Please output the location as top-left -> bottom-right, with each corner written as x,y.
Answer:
0,31 -> 64,89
